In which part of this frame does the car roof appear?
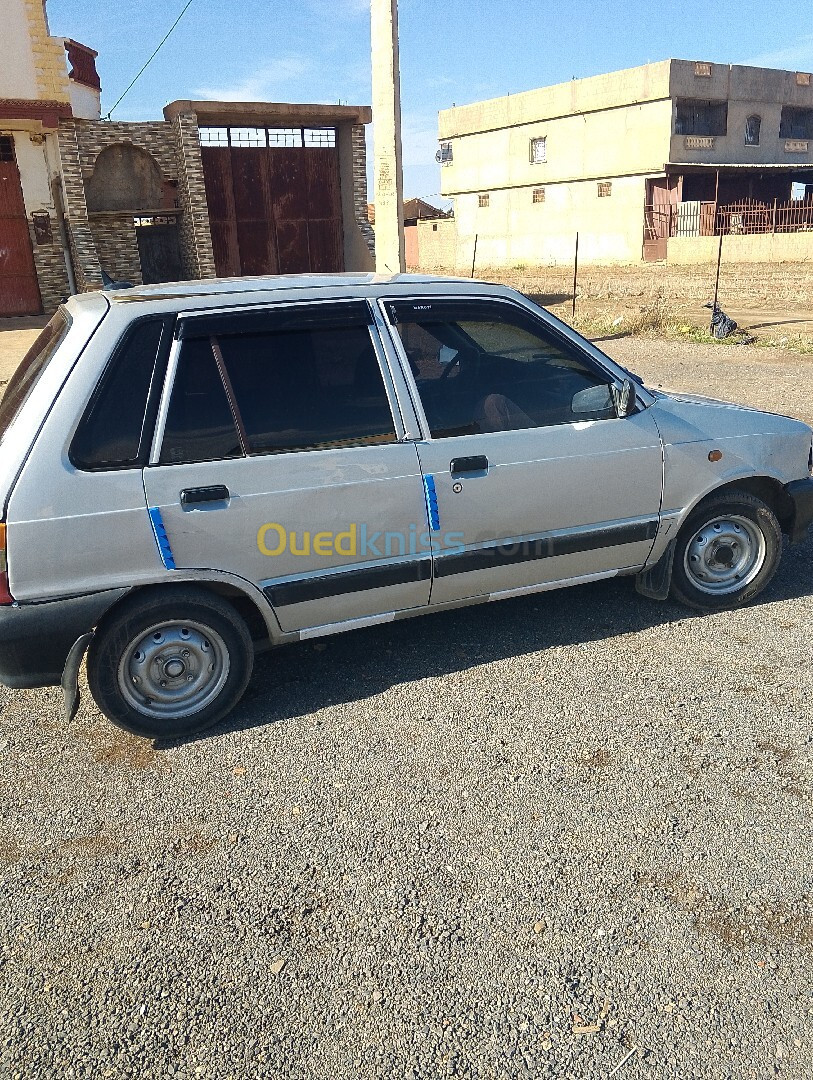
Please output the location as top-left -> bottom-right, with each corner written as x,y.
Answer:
108,272 -> 479,304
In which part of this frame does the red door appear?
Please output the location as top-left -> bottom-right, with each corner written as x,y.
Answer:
0,139 -> 42,317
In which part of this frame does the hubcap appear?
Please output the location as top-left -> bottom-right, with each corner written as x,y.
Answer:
683,514 -> 766,596
118,620 -> 230,719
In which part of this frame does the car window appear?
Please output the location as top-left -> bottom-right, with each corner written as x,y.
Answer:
160,337 -> 243,465
71,317 -> 171,470
387,299 -> 615,439
160,311 -> 397,465
0,309 -> 70,443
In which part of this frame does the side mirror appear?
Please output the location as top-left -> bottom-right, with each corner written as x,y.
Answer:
611,378 -> 635,418
571,384 -> 614,416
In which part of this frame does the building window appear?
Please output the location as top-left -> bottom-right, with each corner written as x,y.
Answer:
529,136 -> 547,164
744,115 -> 761,146
694,62 -> 712,77
267,129 -> 304,147
675,99 -> 728,136
436,141 -> 453,165
597,181 -> 612,198
478,194 -> 490,207
199,127 -> 229,147
780,106 -> 813,140
304,128 -> 336,148
532,187 -> 545,203
228,127 -> 266,148
0,135 -> 14,162
797,72 -> 812,87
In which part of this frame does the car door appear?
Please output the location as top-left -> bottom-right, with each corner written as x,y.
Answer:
381,296 -> 664,606
143,300 -> 432,633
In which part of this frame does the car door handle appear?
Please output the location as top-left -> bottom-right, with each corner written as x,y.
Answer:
180,485 -> 230,507
450,455 -> 489,476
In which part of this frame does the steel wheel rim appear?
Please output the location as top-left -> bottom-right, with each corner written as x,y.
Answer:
683,514 -> 766,596
117,620 -> 230,719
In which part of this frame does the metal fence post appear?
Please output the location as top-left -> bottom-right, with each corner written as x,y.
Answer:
711,232 -> 723,331
571,232 -> 579,320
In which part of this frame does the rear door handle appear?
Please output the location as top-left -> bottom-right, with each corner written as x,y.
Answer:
180,485 -> 230,507
450,455 -> 489,476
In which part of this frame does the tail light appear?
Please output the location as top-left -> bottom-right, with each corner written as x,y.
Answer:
0,524 -> 13,605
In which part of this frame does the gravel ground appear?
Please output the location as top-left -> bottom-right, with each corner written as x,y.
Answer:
2,338 -> 813,1079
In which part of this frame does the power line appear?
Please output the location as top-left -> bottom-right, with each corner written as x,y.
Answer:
104,0 -> 196,119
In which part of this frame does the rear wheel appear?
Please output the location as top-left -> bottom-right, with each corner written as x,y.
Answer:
670,490 -> 782,612
87,588 -> 254,738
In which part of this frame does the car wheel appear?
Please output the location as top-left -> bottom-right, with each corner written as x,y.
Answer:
87,587 -> 254,739
670,490 -> 782,612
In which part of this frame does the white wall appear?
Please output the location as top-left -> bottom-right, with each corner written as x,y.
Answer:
0,0 -> 38,98
11,133 -> 56,215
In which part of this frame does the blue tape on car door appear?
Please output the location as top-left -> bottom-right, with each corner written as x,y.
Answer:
423,474 -> 440,532
148,507 -> 177,570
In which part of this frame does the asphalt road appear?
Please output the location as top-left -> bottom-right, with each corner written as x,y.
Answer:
1,336 -> 813,1079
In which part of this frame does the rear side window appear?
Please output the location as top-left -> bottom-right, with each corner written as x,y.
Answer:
159,306 -> 397,465
71,317 -> 172,470
0,309 -> 70,443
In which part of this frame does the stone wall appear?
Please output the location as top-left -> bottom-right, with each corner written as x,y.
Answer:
31,233 -> 71,310
56,119 -> 102,291
351,124 -> 375,260
170,111 -> 216,279
88,212 -> 143,285
73,119 -> 179,186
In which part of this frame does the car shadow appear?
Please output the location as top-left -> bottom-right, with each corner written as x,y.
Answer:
154,537 -> 813,750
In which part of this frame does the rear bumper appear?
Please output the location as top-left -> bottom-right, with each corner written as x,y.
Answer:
0,590 -> 126,689
785,478 -> 813,544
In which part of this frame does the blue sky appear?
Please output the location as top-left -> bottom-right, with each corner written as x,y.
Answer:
48,0 -> 813,204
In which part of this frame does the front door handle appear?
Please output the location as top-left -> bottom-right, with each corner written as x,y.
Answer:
450,455 -> 489,476
180,484 -> 230,507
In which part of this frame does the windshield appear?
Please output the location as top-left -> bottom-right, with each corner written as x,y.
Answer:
0,309 -> 70,443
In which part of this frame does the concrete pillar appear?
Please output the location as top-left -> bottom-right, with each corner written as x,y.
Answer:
370,0 -> 405,274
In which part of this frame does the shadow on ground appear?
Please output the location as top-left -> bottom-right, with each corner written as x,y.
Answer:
155,536 -> 813,749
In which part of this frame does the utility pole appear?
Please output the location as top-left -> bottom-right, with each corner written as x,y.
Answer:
371,0 -> 405,274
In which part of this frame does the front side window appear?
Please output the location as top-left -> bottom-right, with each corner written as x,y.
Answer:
160,308 -> 396,465
387,300 -> 615,439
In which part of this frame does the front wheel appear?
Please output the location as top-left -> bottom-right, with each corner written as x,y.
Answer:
87,587 -> 254,738
670,490 -> 782,612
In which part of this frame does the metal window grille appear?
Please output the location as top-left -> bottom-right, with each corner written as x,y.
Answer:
532,187 -> 545,204
199,127 -> 229,147
435,141 -> 453,165
267,128 -> 303,147
304,128 -> 336,147
529,136 -> 547,164
228,127 -> 267,147
478,193 -> 490,207
597,181 -> 612,197
0,135 -> 14,161
744,115 -> 761,146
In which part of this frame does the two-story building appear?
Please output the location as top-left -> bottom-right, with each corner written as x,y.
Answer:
423,60 -> 813,269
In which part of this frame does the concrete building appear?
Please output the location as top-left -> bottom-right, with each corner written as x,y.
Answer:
1,1 -> 374,316
420,59 -> 813,269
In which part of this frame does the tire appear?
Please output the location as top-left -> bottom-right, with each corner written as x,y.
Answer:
87,587 -> 254,739
670,490 -> 782,612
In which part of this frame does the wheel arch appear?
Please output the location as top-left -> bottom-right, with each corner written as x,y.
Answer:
685,475 -> 793,535
94,578 -> 278,652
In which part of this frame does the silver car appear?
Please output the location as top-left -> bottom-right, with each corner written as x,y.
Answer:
1,274 -> 812,738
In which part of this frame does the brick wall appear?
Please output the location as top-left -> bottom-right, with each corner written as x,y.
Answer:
351,125 -> 375,259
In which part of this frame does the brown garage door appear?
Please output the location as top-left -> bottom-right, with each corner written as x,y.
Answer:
0,136 -> 42,317
200,127 -> 344,278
